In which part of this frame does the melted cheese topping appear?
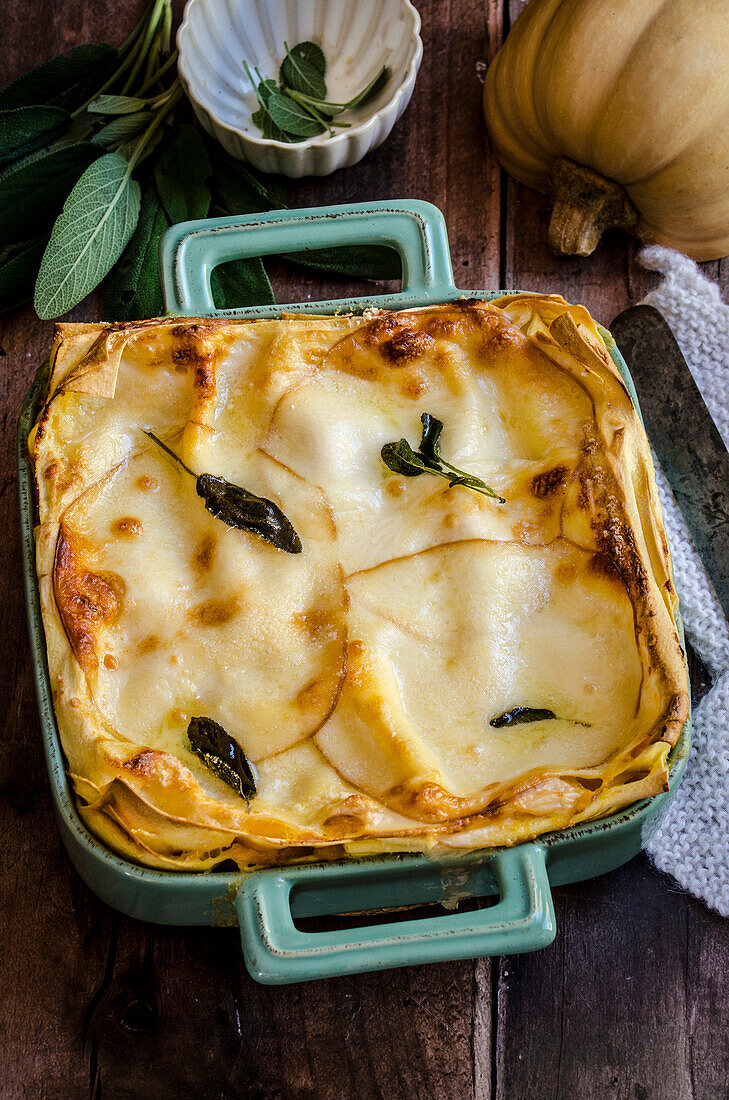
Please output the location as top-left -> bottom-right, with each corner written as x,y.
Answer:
31,300 -> 688,870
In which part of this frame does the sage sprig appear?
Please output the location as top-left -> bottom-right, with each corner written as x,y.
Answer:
246,41 -> 389,142
381,414 -> 505,502
0,6 -> 400,318
145,432 -> 302,554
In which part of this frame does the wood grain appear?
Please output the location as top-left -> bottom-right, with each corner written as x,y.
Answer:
1,2 -> 728,1098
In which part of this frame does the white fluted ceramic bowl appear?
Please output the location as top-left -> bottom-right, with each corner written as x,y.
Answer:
177,0 -> 422,177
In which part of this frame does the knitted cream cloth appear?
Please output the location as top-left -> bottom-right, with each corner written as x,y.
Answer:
632,246 -> 729,918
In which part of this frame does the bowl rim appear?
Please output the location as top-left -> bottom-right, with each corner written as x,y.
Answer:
176,0 -> 423,153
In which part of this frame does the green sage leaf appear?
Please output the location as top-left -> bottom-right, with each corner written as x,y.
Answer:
0,142 -> 101,246
256,78 -> 278,107
280,43 -> 326,99
244,62 -> 294,141
116,125 -> 163,165
34,152 -> 141,319
380,439 -> 429,478
0,236 -> 47,313
105,185 -> 168,321
0,105 -> 71,166
251,105 -> 295,142
210,256 -> 275,311
281,245 -> 401,282
284,41 -> 326,76
266,93 -> 326,138
188,716 -> 257,799
153,124 -> 211,224
342,65 -> 390,110
0,44 -> 118,113
285,92 -> 341,119
417,413 -> 444,467
91,111 -> 152,149
87,94 -> 148,116
207,144 -> 287,212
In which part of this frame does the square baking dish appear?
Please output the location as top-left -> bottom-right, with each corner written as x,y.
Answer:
18,200 -> 691,984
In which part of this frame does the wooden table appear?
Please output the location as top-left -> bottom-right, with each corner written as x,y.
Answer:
3,2 -> 728,1097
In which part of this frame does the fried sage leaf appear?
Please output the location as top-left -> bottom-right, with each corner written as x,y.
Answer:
380,438 -> 430,478
490,707 -> 590,729
188,716 -> 257,799
417,411 -> 445,467
145,432 -> 302,553
490,707 -> 558,728
381,413 -> 505,502
197,474 -> 302,553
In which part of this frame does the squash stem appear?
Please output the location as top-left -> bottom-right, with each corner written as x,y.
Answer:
548,157 -> 638,256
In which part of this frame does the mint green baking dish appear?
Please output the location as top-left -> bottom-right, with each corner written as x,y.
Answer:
19,200 -> 690,984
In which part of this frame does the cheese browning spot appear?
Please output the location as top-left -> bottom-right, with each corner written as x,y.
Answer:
556,559 -> 579,583
111,517 -> 143,538
531,465 -> 568,498
190,594 -> 241,626
382,331 -> 436,363
590,552 -> 622,583
103,653 -> 118,670
403,372 -> 429,398
169,322 -> 221,398
123,749 -> 163,777
385,479 -> 406,498
136,475 -> 158,492
53,525 -> 125,671
426,317 -> 463,338
291,608 -> 335,642
192,532 -> 217,573
476,312 -> 521,355
138,633 -> 161,654
296,678 -> 330,711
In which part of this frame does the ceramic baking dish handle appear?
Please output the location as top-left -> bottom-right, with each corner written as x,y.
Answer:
159,200 -> 457,317
236,844 -> 556,984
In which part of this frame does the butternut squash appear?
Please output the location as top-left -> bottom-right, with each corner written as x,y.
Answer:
484,0 -> 729,260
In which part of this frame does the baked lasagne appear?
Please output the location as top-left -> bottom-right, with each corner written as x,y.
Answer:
29,295 -> 689,870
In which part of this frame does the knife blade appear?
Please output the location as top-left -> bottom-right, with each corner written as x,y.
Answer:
610,304 -> 725,706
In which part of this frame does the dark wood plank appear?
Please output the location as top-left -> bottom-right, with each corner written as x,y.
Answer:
495,861 -> 729,1100
87,929 -> 482,1100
